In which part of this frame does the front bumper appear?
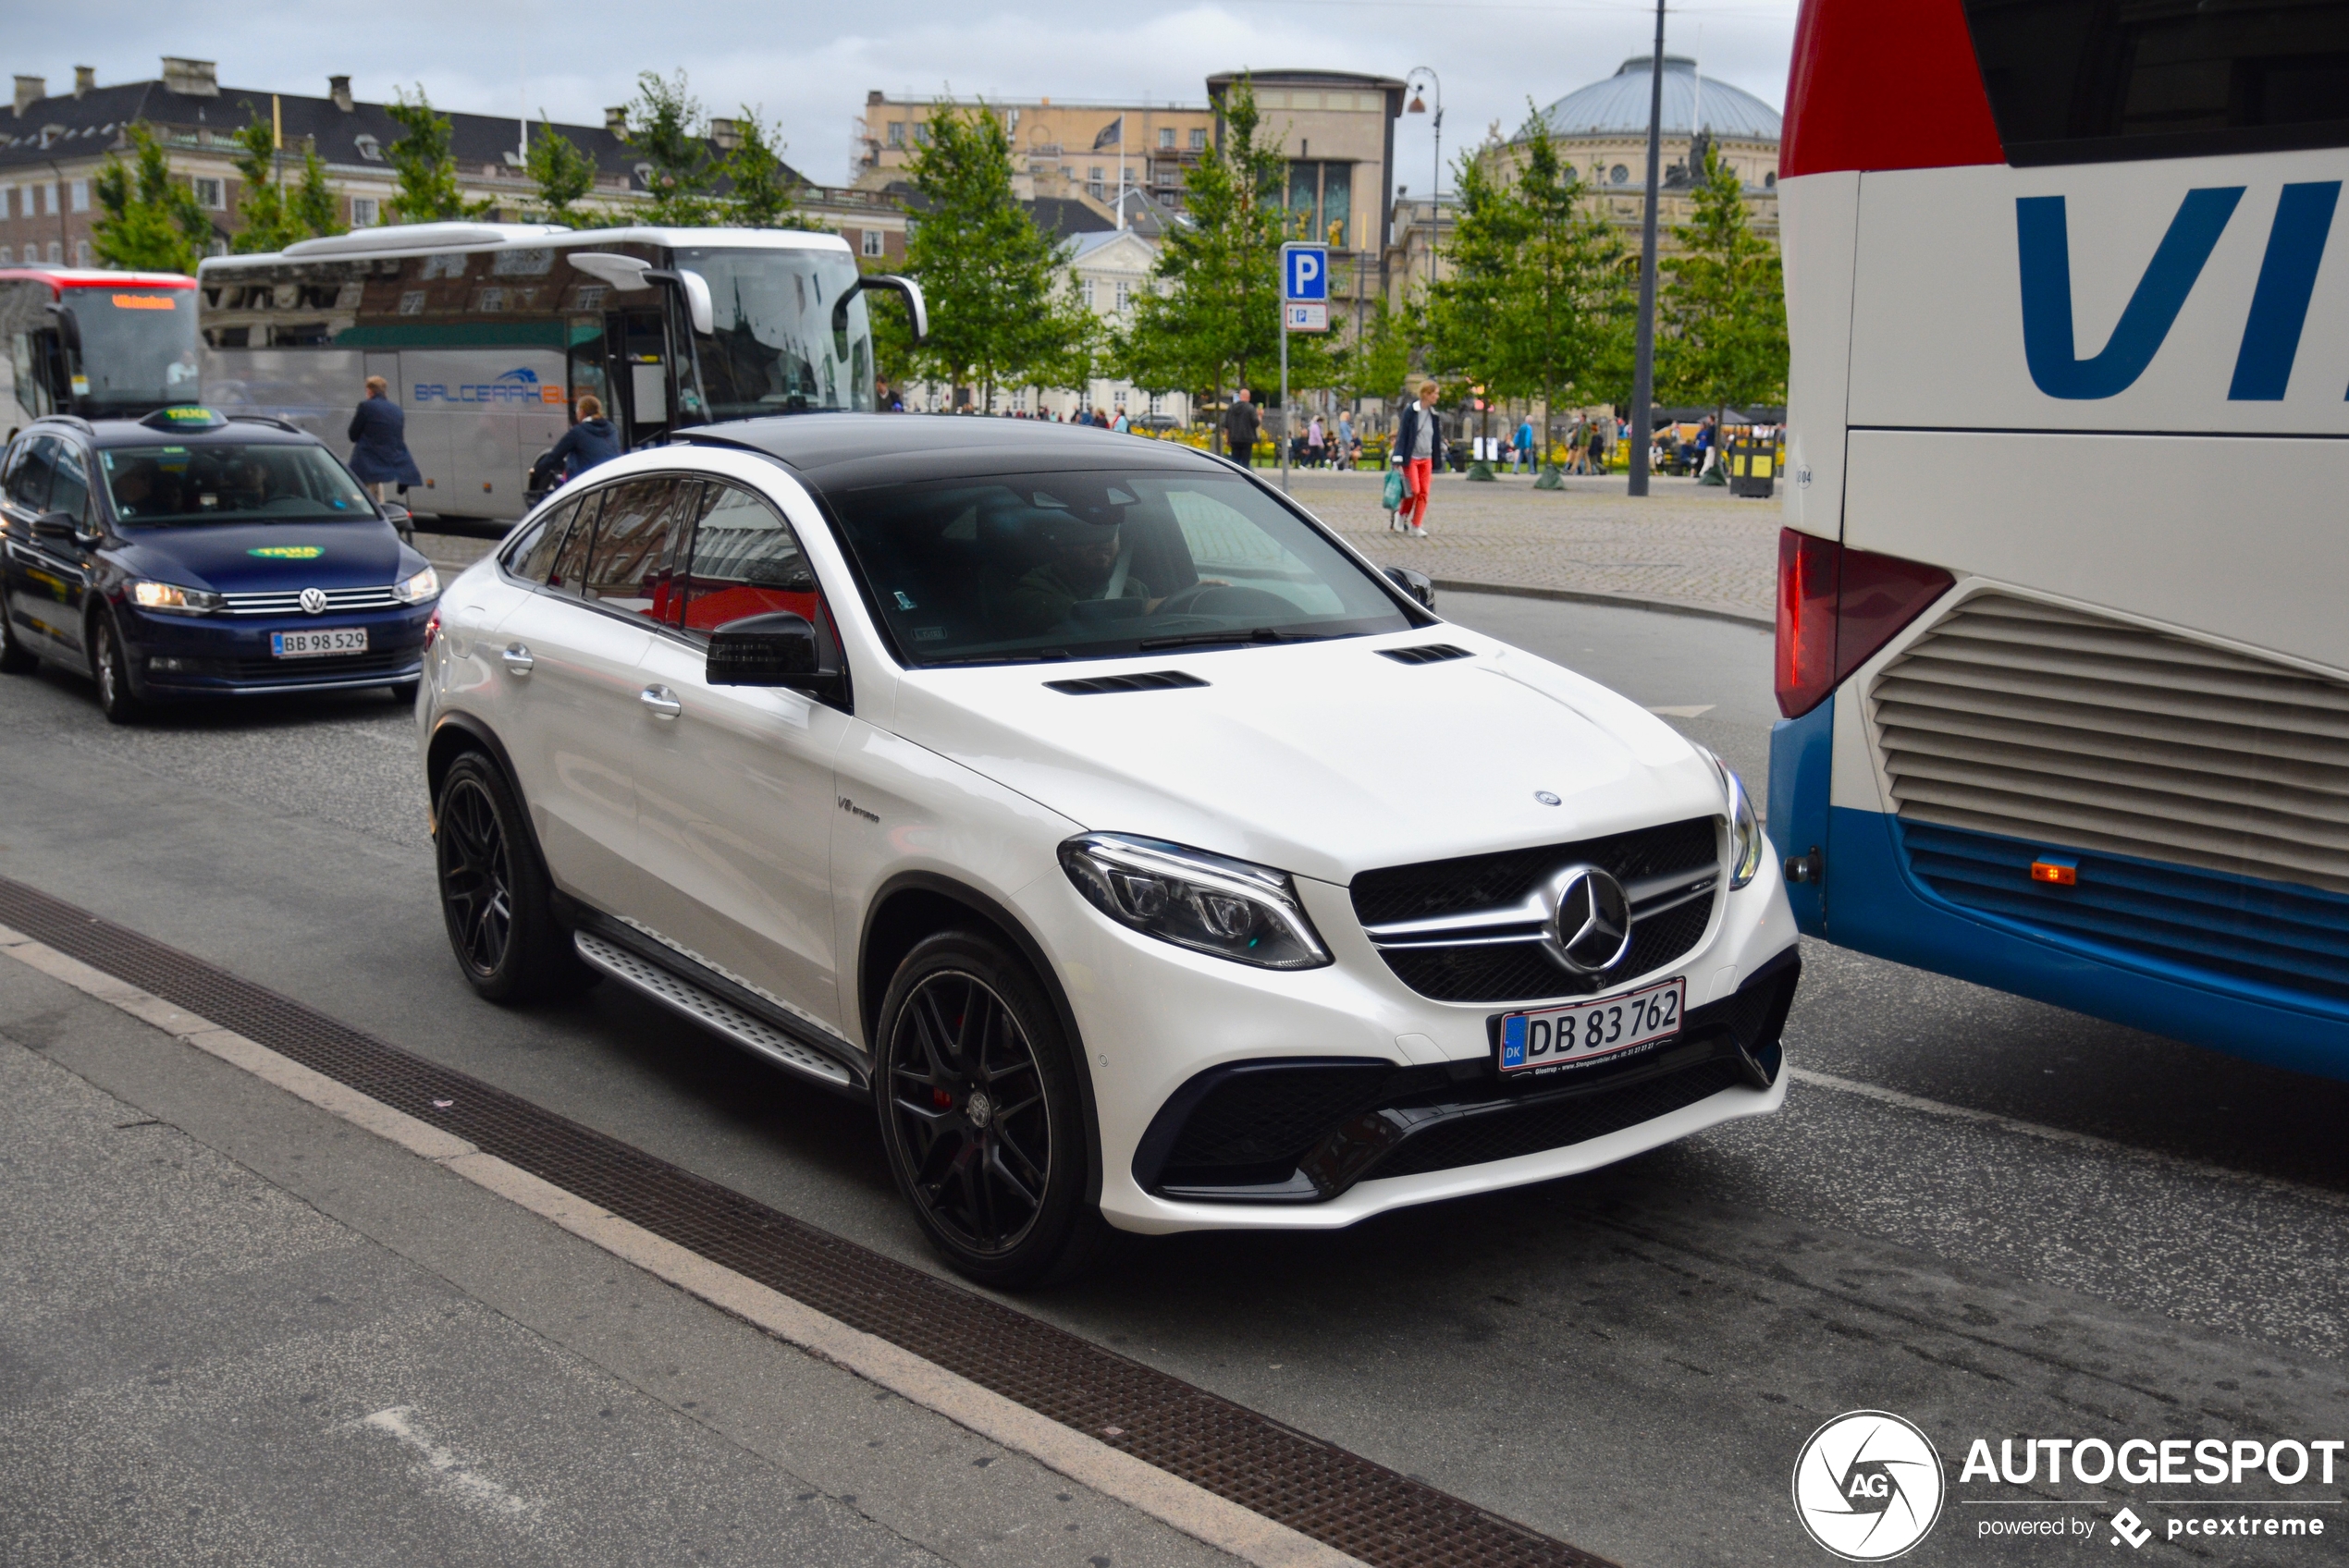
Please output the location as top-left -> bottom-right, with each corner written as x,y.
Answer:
1025,845 -> 1802,1235
121,599 -> 435,697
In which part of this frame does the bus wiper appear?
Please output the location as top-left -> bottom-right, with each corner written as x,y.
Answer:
1138,627 -> 1326,651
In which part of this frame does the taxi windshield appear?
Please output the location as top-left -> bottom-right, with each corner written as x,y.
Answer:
97,443 -> 375,526
823,467 -> 1415,666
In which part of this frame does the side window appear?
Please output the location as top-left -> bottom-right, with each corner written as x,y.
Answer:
48,446 -> 92,528
505,496 -> 582,583
545,489 -> 604,595
5,435 -> 56,514
679,483 -> 821,636
580,476 -> 688,622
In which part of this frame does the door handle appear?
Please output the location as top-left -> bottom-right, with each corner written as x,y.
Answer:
501,643 -> 535,675
639,684 -> 683,720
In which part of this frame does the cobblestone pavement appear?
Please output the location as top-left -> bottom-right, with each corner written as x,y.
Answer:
416,466 -> 1783,625
1282,469 -> 1779,623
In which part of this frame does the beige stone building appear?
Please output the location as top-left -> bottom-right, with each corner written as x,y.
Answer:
853,92 -> 1217,222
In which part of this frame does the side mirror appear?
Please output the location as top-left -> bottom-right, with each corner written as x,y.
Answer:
1384,565 -> 1435,611
707,611 -> 846,703
32,509 -> 80,543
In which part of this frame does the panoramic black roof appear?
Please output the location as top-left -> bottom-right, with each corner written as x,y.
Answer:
680,414 -> 1227,489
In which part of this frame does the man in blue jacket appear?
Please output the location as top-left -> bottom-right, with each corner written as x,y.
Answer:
347,375 -> 423,501
547,394 -> 622,480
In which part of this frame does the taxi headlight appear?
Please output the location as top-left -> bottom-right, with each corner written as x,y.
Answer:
1696,745 -> 1765,890
390,566 -> 440,605
129,580 -> 224,615
1060,834 -> 1331,969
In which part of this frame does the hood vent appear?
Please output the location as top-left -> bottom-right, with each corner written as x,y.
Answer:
1044,669 -> 1209,695
1379,643 -> 1471,666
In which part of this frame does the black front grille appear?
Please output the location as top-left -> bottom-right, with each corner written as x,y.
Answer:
1352,816 -> 1718,926
154,650 -> 422,681
1377,893 -> 1716,1004
1372,1060 -> 1747,1179
1160,1063 -> 1448,1183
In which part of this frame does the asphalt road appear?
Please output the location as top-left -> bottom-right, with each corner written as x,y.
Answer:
1,591 -> 2343,1567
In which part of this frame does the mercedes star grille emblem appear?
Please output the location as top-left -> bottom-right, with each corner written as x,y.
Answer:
299,587 -> 329,616
1551,866 -> 1633,974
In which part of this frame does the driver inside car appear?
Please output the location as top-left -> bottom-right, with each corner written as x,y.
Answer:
995,515 -> 1152,636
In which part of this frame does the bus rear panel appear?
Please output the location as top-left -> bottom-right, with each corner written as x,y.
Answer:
1768,0 -> 2349,1077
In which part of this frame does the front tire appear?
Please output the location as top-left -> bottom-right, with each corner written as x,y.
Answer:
434,752 -> 575,1002
874,931 -> 1113,1288
90,611 -> 141,725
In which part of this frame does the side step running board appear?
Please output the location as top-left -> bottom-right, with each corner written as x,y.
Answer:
573,930 -> 859,1092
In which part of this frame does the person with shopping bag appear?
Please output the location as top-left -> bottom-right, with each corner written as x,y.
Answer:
1391,382 -> 1444,536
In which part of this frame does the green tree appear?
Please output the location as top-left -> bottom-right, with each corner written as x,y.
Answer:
525,115 -> 598,224
720,108 -> 805,229
91,123 -> 212,273
1654,143 -> 1788,423
1338,297 -> 1417,408
385,88 -> 489,223
228,116 -> 345,253
623,71 -> 720,226
1424,137 -> 1526,408
1114,79 -> 1306,449
1491,111 -> 1629,464
898,101 -> 1094,409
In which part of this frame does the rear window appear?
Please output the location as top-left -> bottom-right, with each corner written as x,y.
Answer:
1965,0 -> 2349,165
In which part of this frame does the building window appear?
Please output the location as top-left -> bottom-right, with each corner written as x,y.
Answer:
46,241 -> 63,264
1764,170 -> 1777,188
1189,128 -> 1208,151
913,123 -> 931,146
74,240 -> 90,265
68,179 -> 89,213
1113,280 -> 1131,312
192,176 -> 226,210
1149,391 -> 1164,416
350,196 -> 378,227
1081,279 -> 1096,308
887,121 -> 906,148
1159,127 -> 1175,150
861,227 -> 884,257
398,290 -> 426,315
354,135 -> 383,162
0,248 -> 11,263
1610,165 -> 1630,185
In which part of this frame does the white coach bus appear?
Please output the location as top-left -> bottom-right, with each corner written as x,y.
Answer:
1767,0 -> 2349,1077
197,224 -> 922,521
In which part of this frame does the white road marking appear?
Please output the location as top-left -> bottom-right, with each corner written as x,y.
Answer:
355,1405 -> 538,1518
1787,1065 -> 2349,1211
1645,704 -> 1716,718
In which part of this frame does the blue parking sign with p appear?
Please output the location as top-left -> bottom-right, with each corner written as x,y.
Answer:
1284,246 -> 1327,301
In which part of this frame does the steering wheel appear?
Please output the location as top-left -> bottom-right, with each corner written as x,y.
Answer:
1150,582 -> 1297,619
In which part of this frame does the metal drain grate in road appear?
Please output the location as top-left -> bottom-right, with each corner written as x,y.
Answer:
0,874 -> 1616,1568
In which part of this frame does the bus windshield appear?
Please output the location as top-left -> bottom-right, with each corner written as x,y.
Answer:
96,442 -> 374,526
65,288 -> 201,416
675,247 -> 872,419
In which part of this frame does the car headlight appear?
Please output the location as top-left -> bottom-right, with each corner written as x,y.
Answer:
1060,834 -> 1332,969
129,580 -> 224,615
1696,746 -> 1765,890
390,565 -> 440,605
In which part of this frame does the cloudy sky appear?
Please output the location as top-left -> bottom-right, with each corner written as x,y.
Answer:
24,0 -> 1799,190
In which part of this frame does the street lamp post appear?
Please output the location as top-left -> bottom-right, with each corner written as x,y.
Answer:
1628,0 -> 1666,497
1405,68 -> 1443,307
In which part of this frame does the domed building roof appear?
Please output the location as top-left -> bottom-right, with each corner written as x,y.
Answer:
1528,55 -> 1781,143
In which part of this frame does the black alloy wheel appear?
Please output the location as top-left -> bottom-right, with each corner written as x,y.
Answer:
0,609 -> 37,675
90,612 -> 141,725
434,752 -> 575,1002
875,932 -> 1113,1287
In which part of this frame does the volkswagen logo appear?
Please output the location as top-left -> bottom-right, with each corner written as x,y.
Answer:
1550,866 -> 1633,974
298,587 -> 329,616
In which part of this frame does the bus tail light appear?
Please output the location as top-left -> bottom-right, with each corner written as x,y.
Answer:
1774,530 -> 1955,718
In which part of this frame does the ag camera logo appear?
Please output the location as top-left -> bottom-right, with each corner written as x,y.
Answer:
1793,1410 -> 1945,1561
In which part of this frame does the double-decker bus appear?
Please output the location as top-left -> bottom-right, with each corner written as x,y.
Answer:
197,224 -> 922,521
2,267 -> 201,429
1768,0 -> 2349,1077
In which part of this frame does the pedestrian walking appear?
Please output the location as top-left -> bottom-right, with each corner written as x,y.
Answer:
547,394 -> 622,481
1586,420 -> 1606,474
1392,381 -> 1444,536
1513,414 -> 1535,474
1305,414 -> 1326,468
1336,412 -> 1356,471
1223,389 -> 1260,464
346,375 -> 422,503
1112,405 -> 1131,434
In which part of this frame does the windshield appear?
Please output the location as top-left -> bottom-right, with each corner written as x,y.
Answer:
673,247 -> 872,419
97,442 -> 375,526
824,467 -> 1416,667
65,288 -> 201,416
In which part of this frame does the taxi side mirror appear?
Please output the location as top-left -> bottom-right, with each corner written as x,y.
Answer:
32,509 -> 80,543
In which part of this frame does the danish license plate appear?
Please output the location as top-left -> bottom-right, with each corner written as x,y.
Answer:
1496,977 -> 1686,1081
271,627 -> 368,658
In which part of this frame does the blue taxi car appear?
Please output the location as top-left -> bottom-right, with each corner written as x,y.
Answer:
0,408 -> 439,721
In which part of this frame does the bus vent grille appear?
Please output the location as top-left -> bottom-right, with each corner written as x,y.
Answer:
1870,593 -> 2349,897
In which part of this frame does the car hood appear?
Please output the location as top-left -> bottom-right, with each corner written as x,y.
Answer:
110,521 -> 412,594
887,631 -> 1724,886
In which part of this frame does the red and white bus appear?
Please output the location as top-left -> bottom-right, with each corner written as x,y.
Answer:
1768,0 -> 2349,1076
2,267 -> 201,430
